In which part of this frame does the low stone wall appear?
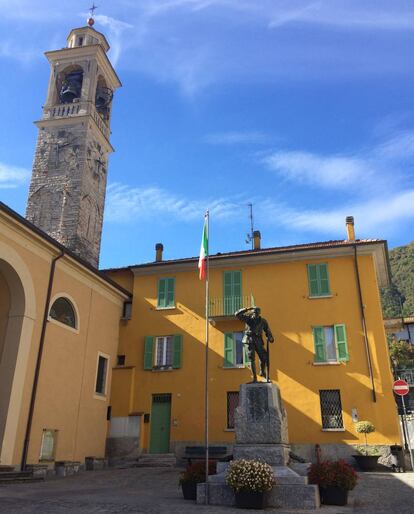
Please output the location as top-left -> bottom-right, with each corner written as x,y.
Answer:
54,461 -> 81,477
106,437 -> 140,464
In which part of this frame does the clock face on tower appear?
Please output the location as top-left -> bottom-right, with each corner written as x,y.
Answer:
87,140 -> 107,182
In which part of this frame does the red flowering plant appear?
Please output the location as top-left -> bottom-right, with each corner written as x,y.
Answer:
308,460 -> 358,491
179,460 -> 216,485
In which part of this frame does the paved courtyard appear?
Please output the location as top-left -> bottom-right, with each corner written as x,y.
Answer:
0,467 -> 413,513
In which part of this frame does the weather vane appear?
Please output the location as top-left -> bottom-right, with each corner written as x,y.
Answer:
87,3 -> 98,27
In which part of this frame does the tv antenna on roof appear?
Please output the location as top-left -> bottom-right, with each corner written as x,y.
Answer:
245,203 -> 254,249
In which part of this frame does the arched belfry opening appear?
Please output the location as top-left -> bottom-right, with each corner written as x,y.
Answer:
56,65 -> 84,105
0,259 -> 26,461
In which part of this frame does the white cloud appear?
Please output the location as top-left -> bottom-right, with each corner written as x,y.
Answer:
93,14 -> 133,66
105,183 -> 239,223
204,131 -> 270,145
263,151 -> 373,189
0,162 -> 29,189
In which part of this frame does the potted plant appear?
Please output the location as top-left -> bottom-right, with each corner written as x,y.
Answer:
226,459 -> 275,509
308,459 -> 358,506
179,460 -> 216,500
353,421 -> 380,471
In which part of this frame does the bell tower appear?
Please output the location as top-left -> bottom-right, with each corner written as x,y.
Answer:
26,16 -> 121,267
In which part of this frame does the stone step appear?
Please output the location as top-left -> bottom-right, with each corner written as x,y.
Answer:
0,471 -> 33,479
0,475 -> 44,485
0,466 -> 15,473
136,454 -> 176,467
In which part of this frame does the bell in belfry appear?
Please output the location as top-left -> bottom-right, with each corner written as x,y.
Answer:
60,71 -> 83,103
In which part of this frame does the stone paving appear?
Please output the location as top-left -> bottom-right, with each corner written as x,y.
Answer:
0,467 -> 413,513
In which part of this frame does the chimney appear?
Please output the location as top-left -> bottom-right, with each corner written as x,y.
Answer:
346,216 -> 355,242
155,243 -> 163,262
253,230 -> 261,250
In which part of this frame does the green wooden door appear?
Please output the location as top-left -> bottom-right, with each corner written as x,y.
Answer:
149,394 -> 171,454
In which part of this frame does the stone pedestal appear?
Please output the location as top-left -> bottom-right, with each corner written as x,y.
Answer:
197,382 -> 319,509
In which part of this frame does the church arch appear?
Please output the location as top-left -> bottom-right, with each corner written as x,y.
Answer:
0,242 -> 36,465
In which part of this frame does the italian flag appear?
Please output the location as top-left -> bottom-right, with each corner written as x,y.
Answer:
198,215 -> 208,280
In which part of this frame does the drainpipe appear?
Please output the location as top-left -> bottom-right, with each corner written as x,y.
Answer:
21,250 -> 64,470
353,244 -> 377,402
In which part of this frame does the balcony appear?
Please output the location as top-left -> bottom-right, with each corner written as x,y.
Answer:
396,369 -> 414,386
42,101 -> 110,140
208,295 -> 255,321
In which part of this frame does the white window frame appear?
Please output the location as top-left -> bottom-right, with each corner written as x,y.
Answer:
155,336 -> 173,368
94,351 -> 110,400
48,292 -> 80,334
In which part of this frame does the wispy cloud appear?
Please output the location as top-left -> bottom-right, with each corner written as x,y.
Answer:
263,151 -> 373,189
93,14 -> 133,66
262,131 -> 414,192
257,188 -> 414,237
105,183 -> 239,223
0,162 -> 29,188
204,131 -> 270,145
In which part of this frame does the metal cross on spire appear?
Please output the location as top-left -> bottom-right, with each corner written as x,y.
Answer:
89,3 -> 98,17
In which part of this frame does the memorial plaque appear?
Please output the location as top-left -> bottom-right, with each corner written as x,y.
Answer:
247,386 -> 268,422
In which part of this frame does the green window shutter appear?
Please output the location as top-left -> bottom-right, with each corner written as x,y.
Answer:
335,324 -> 349,362
233,271 -> 242,311
157,278 -> 167,308
313,327 -> 326,362
223,271 -> 242,314
166,278 -> 175,307
172,334 -> 182,368
144,336 -> 154,370
224,333 -> 234,367
308,265 -> 319,296
318,264 -> 330,295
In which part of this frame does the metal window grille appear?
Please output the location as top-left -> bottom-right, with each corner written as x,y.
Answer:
227,391 -> 239,429
319,390 -> 344,429
153,394 -> 171,403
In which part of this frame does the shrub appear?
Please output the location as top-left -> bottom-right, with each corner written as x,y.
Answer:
179,460 -> 216,485
355,421 -> 375,455
308,460 -> 358,491
226,459 -> 275,493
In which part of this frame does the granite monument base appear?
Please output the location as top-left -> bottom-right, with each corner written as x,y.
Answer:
196,382 -> 319,509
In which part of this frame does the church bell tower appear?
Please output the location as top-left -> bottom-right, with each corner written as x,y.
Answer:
26,16 -> 121,267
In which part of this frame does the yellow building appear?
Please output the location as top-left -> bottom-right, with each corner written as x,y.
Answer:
0,202 -> 129,469
106,218 -> 401,461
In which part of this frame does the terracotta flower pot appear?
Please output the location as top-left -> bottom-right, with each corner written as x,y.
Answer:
319,486 -> 349,506
235,490 -> 265,509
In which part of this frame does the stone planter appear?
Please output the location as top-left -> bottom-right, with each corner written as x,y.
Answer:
235,490 -> 265,509
352,455 -> 379,472
181,481 -> 198,500
319,486 -> 348,506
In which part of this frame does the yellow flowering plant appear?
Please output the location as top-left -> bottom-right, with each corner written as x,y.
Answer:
226,459 -> 275,493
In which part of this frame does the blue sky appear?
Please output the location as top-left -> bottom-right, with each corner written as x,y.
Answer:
1,0 -> 414,268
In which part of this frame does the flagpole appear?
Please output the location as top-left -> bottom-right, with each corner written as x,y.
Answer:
204,210 -> 210,504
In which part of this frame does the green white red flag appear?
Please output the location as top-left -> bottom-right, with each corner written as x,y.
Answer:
198,215 -> 208,280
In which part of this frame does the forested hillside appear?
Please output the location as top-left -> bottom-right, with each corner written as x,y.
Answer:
381,241 -> 414,318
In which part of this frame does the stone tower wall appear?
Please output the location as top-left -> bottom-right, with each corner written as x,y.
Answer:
25,26 -> 120,268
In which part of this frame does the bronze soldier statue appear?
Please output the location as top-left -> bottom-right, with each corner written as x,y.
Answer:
235,306 -> 274,382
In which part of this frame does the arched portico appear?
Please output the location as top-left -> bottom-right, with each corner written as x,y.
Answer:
0,243 -> 36,466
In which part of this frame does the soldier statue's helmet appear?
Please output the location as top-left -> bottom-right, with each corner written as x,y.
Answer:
253,307 -> 261,315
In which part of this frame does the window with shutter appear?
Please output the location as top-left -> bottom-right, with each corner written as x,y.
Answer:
157,278 -> 175,308
224,332 -> 247,368
312,325 -> 349,363
223,271 -> 242,315
307,264 -> 331,297
145,335 -> 182,370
